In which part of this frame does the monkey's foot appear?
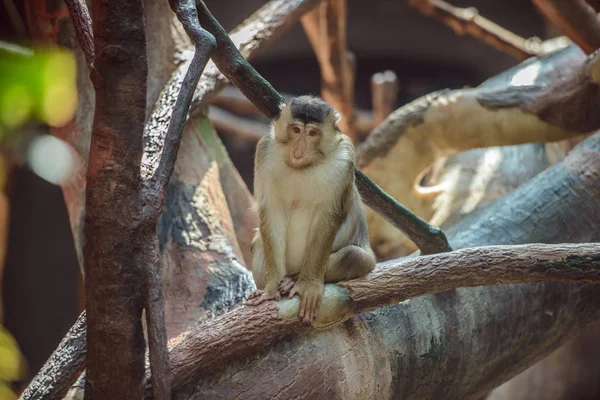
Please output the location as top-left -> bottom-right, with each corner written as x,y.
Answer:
289,280 -> 324,325
278,276 -> 296,296
246,289 -> 281,306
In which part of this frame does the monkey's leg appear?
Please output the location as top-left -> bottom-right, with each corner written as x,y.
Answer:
325,245 -> 376,283
247,232 -> 287,305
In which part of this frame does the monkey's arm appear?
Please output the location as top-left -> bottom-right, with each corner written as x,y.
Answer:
248,135 -> 287,303
257,204 -> 287,296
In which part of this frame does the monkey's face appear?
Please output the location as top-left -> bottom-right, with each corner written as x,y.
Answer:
274,96 -> 341,169
283,121 -> 328,169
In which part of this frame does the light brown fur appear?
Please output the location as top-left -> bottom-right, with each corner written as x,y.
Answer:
246,97 -> 376,324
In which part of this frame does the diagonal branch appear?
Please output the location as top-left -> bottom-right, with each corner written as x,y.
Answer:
532,0 -> 600,54
355,169 -> 451,255
301,0 -> 357,140
64,0 -> 94,68
151,0 -> 216,187
408,0 -> 546,60
195,0 -> 451,255
165,242 -> 600,393
195,0 -> 286,118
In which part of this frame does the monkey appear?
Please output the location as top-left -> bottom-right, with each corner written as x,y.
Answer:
246,95 -> 376,324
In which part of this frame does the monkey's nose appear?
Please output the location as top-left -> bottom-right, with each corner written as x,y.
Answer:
293,152 -> 303,159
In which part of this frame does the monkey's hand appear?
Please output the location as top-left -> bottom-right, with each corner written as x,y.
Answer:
246,288 -> 281,306
289,279 -> 324,325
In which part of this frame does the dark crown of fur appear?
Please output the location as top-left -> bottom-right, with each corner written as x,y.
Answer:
289,95 -> 334,125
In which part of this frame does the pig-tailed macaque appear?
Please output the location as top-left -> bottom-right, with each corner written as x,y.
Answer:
246,95 -> 376,324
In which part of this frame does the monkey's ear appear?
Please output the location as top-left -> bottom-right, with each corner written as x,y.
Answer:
333,110 -> 343,131
333,110 -> 342,124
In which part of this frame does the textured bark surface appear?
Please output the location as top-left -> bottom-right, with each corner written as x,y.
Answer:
24,0 -> 177,268
158,118 -> 254,338
19,313 -> 87,400
82,0 -> 150,396
158,131 -> 600,399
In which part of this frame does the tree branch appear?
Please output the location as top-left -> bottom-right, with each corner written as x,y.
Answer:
343,243 -> 600,312
194,0 -> 451,255
408,0 -> 546,60
371,70 -> 398,127
83,0 -> 150,396
532,0 -> 600,55
165,240 -> 600,396
63,0 -> 94,68
139,2 -> 216,398
355,169 -> 452,255
195,0 -> 286,118
301,0 -> 357,140
208,106 -> 267,143
19,312 -> 87,400
151,0 -> 215,187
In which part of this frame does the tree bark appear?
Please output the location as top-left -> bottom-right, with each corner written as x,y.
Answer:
83,0 -> 150,396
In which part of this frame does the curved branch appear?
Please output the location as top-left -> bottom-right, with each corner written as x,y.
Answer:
355,169 -> 451,255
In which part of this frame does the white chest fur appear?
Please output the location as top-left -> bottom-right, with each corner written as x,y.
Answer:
260,149 -> 349,274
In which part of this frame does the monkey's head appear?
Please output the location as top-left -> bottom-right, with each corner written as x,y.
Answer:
274,95 -> 342,169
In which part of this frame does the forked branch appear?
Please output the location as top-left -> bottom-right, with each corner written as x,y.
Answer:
151,0 -> 216,187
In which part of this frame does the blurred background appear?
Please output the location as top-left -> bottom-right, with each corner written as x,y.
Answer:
0,0 -> 553,396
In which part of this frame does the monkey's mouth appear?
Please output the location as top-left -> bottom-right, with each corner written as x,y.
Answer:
288,157 -> 311,169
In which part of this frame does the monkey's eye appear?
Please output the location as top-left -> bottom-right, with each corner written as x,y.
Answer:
291,126 -> 301,134
307,130 -> 317,137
